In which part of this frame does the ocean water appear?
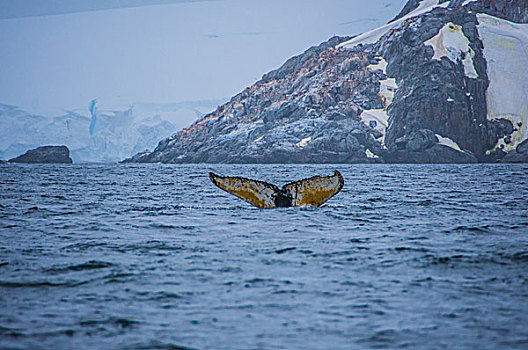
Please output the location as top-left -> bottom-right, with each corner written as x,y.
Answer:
0,163 -> 527,349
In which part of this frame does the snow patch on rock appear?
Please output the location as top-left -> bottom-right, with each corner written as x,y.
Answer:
365,149 -> 379,159
488,114 -> 527,154
477,14 -> 528,152
296,136 -> 312,148
359,57 -> 398,147
367,57 -> 397,105
436,133 -> 463,152
367,57 -> 388,74
462,0 -> 478,6
360,109 -> 389,146
379,78 -> 398,106
425,22 -> 478,78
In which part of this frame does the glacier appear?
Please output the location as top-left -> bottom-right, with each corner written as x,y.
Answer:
0,99 -> 224,162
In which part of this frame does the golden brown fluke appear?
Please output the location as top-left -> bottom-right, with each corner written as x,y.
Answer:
209,173 -> 279,208
209,170 -> 344,208
282,170 -> 344,207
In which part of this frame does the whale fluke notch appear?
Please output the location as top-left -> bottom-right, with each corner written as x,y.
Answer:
209,170 -> 344,208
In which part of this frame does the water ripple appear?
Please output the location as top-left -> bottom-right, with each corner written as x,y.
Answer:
0,163 -> 527,349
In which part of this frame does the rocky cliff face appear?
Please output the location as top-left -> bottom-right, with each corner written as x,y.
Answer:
124,0 -> 528,164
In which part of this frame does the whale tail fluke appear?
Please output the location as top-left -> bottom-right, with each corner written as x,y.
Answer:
209,170 -> 344,208
282,170 -> 344,207
209,172 -> 279,208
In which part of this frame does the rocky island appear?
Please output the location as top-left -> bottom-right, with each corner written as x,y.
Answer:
123,0 -> 528,164
9,145 -> 73,164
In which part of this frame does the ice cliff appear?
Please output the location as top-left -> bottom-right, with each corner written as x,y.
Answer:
124,0 -> 528,164
0,100 -> 223,162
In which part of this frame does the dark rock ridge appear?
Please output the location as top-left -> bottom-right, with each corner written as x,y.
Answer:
501,140 -> 528,163
393,0 -> 528,24
9,145 -> 73,164
123,0 -> 528,164
385,129 -> 477,163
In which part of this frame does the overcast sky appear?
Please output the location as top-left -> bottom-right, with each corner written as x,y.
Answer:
0,0 -> 406,116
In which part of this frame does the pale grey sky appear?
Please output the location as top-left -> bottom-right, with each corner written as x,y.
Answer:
0,0 -> 406,116
0,0 -> 219,19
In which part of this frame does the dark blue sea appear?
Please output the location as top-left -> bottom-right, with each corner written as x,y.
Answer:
1,163 -> 527,349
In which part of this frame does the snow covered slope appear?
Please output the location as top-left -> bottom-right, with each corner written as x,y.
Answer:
477,14 -> 528,153
124,0 -> 528,164
339,0 -> 450,49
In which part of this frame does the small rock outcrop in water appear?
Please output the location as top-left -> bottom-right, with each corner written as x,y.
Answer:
501,140 -> 528,163
9,145 -> 73,164
123,0 -> 528,164
385,129 -> 477,164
